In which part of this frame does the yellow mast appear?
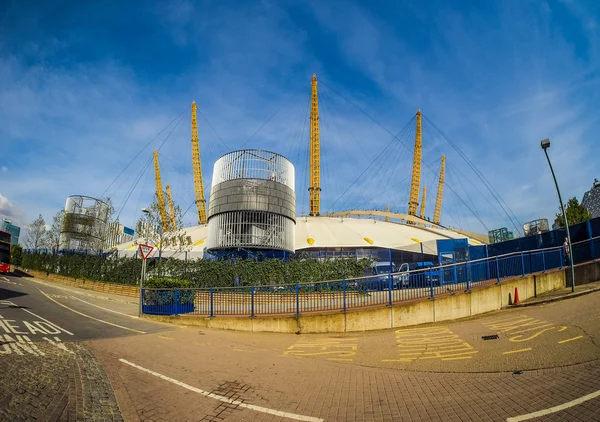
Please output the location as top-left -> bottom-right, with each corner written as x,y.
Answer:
153,150 -> 170,233
385,205 -> 390,222
191,101 -> 207,225
166,184 -> 177,231
433,155 -> 446,225
407,110 -> 422,219
419,186 -> 427,219
309,74 -> 321,216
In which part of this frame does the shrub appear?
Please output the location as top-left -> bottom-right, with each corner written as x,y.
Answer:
144,277 -> 192,289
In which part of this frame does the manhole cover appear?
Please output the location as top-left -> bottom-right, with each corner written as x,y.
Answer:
482,334 -> 499,340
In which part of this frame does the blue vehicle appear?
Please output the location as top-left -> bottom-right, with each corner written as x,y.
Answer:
408,261 -> 442,287
353,262 -> 409,291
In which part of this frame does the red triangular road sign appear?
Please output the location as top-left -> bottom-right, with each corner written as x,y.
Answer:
139,244 -> 154,260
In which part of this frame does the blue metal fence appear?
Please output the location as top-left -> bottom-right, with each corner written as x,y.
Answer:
141,236 -> 600,317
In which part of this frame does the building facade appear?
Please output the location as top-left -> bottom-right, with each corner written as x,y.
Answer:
206,149 -> 296,254
1,219 -> 20,245
582,179 -> 600,219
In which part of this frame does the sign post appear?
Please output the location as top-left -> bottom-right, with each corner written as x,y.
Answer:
138,243 -> 154,317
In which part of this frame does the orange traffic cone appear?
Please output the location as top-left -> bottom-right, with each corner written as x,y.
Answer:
514,287 -> 520,305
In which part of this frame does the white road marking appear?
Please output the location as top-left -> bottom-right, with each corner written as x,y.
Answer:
68,295 -> 139,319
40,290 -> 146,334
19,309 -> 74,336
43,336 -> 74,354
119,359 -> 324,422
507,388 -> 600,421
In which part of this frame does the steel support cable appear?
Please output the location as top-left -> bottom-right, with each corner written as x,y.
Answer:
447,163 -> 481,221
327,117 -> 414,213
196,108 -> 230,151
373,126 -> 415,206
443,175 -> 489,232
318,80 -> 491,231
352,127 -> 411,211
115,112 -> 187,220
424,117 -> 519,232
446,162 -> 508,224
335,117 -> 414,213
422,114 -> 522,235
357,173 -> 412,209
239,107 -> 282,150
116,156 -> 153,219
100,106 -> 190,198
340,117 -> 415,212
318,87 -> 349,208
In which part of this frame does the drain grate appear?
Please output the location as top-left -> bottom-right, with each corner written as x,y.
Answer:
482,334 -> 499,340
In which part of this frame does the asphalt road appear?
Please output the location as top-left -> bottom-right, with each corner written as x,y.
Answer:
0,272 -> 167,343
2,271 -> 600,421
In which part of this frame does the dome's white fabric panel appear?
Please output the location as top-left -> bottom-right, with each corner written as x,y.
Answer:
113,217 -> 479,257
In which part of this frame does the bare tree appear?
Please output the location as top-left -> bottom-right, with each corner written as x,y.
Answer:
136,194 -> 191,258
24,214 -> 47,250
45,210 -> 65,253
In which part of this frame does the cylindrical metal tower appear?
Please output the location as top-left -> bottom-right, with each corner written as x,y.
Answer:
59,195 -> 110,251
206,149 -> 296,253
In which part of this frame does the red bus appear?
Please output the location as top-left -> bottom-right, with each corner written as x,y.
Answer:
0,230 -> 10,273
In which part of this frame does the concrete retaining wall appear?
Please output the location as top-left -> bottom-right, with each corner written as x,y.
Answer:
145,267 -> 569,333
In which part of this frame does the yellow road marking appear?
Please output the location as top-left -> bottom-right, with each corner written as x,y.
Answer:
158,335 -> 175,340
503,348 -> 532,355
40,290 -> 146,334
328,358 -> 353,361
558,335 -> 583,344
233,348 -> 252,353
382,359 -> 414,362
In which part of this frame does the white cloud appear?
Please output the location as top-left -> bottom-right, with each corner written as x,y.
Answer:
0,192 -> 24,226
1,166 -> 6,173
2,1 -> 599,237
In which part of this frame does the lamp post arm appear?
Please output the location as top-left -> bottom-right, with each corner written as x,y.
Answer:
544,149 -> 575,292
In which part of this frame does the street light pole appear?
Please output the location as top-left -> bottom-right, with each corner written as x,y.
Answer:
541,139 -> 575,292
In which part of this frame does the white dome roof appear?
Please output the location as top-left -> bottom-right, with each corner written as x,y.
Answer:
113,216 -> 482,259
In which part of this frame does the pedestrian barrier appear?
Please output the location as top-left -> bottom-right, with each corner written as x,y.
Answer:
141,236 -> 600,317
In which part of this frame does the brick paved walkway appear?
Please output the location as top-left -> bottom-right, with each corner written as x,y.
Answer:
89,325 -> 600,421
0,341 -> 122,421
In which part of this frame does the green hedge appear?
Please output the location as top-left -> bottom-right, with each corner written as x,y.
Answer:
21,252 -> 373,288
145,277 -> 191,288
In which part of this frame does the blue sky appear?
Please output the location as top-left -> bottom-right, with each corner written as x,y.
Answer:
1,0 -> 599,238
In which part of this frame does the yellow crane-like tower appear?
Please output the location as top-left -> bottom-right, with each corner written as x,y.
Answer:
166,184 -> 177,231
153,150 -> 171,233
433,155 -> 446,225
407,110 -> 423,220
191,101 -> 207,225
309,74 -> 321,216
419,186 -> 427,219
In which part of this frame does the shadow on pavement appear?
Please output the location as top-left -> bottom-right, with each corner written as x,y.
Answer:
0,287 -> 28,301
10,269 -> 34,278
